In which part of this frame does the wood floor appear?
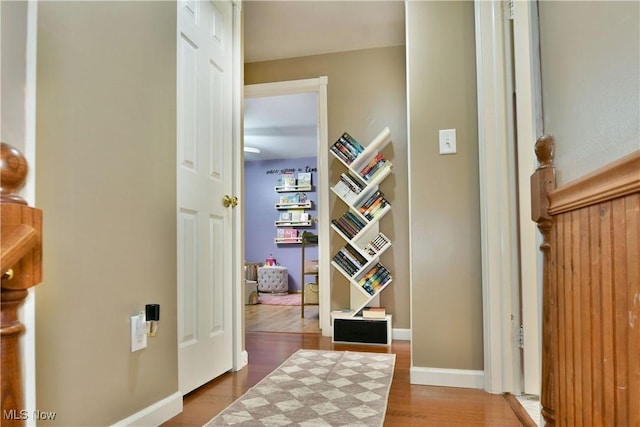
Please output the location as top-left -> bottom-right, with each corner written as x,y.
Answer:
163,305 -> 530,427
245,301 -> 320,333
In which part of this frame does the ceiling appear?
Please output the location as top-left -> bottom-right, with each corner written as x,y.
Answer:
243,1 -> 405,161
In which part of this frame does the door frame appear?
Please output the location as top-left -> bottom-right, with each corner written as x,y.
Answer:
475,0 -> 543,395
231,0 -> 245,371
243,77 -> 331,335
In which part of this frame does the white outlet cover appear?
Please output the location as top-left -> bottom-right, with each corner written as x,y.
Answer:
439,129 -> 457,154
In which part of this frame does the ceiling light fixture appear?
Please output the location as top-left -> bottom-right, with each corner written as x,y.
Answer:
244,146 -> 261,154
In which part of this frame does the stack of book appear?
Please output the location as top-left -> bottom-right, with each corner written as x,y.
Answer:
357,153 -> 391,182
358,263 -> 391,295
330,132 -> 365,165
333,173 -> 365,202
362,307 -> 386,319
331,211 -> 366,239
357,190 -> 389,220
332,244 -> 368,276
363,233 -> 391,256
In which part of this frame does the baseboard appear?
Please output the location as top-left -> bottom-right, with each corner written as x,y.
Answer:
112,391 -> 182,427
410,366 -> 484,389
392,328 -> 411,341
237,350 -> 249,370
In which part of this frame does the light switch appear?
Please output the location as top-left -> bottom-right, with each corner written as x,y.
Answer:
131,312 -> 147,352
439,129 -> 457,154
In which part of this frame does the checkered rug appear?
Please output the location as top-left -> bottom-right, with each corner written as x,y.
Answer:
204,349 -> 396,426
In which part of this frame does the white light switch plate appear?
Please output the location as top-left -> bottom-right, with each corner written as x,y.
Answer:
439,129 -> 457,154
131,313 -> 147,352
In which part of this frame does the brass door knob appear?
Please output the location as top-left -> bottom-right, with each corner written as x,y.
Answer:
223,195 -> 238,208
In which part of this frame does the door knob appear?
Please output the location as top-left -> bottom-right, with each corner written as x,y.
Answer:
223,195 -> 238,208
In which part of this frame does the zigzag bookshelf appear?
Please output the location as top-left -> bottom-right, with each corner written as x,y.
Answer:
329,127 -> 393,345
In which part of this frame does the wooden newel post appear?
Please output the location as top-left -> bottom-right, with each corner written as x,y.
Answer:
530,135 -> 556,427
0,143 -> 43,427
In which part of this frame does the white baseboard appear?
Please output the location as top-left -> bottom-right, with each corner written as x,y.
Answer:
392,328 -> 411,341
410,366 -> 484,389
112,391 -> 182,427
237,350 -> 248,370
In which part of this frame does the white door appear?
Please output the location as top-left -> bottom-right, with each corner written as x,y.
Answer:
177,0 -> 234,394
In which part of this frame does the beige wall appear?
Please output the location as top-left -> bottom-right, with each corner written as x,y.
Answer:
1,0 -> 28,151
245,46 -> 410,329
539,1 -> 640,185
35,2 -> 177,425
406,1 -> 483,370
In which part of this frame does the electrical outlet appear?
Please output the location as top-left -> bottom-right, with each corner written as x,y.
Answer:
439,129 -> 457,154
131,312 -> 147,352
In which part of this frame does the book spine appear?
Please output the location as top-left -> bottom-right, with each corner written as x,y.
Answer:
365,160 -> 390,181
336,216 -> 359,238
340,213 -> 364,234
363,197 -> 385,219
358,190 -> 383,214
341,173 -> 364,192
332,219 -> 355,239
339,248 -> 363,270
330,144 -> 351,164
333,252 -> 358,276
343,211 -> 366,229
341,132 -> 365,154
343,244 -> 367,265
359,153 -> 384,176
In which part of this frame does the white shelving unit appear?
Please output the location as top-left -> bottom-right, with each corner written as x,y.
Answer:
274,173 -> 314,244
329,127 -> 393,344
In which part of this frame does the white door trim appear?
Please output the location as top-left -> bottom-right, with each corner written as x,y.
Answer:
474,0 -> 522,394
231,0 -> 245,371
513,0 -> 543,395
244,77 -> 331,335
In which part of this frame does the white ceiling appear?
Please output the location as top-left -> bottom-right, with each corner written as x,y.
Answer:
243,1 -> 405,161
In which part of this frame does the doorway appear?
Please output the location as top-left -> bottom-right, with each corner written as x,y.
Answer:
243,77 -> 330,335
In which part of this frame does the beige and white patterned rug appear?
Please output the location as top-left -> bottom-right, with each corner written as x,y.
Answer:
204,349 -> 396,426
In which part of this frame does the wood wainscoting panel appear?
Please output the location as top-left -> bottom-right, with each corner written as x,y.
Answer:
535,148 -> 639,426
548,156 -> 639,427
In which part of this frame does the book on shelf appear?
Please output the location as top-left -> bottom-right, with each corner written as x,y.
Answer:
332,252 -> 359,276
330,132 -> 365,165
363,233 -> 391,256
362,307 -> 386,319
358,263 -> 391,295
334,172 -> 363,197
279,194 -> 299,204
337,244 -> 366,272
359,153 -> 384,176
297,172 -> 312,187
358,191 -> 389,220
277,172 -> 296,189
279,211 -> 292,221
341,132 -> 365,154
331,212 -> 365,238
363,159 -> 391,181
276,228 -> 298,241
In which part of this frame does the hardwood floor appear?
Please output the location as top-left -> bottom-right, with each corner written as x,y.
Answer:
245,302 -> 320,333
163,305 -> 528,426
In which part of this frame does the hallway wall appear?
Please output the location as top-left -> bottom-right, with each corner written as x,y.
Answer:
34,2 -> 178,425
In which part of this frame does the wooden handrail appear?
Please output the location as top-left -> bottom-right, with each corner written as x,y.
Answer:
1,142 -> 43,427
1,225 -> 39,275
